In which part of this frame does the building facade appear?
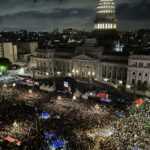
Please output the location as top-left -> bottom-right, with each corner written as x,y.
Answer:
30,39 -> 128,86
30,40 -> 150,96
127,55 -> 150,91
0,42 -> 18,63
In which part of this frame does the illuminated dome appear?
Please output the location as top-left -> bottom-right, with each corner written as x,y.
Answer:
94,0 -> 117,30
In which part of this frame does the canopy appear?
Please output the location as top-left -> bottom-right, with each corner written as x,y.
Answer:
4,136 -> 21,146
44,132 -> 57,140
100,97 -> 111,103
135,98 -> 144,106
52,140 -> 64,148
5,136 -> 14,143
97,92 -> 108,98
39,113 -> 50,119
134,146 -> 138,150
115,111 -> 125,117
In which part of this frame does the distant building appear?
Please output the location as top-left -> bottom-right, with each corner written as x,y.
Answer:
30,38 -> 127,85
127,54 -> 150,91
19,42 -> 38,54
29,38 -> 150,96
63,28 -> 78,35
0,42 -> 17,63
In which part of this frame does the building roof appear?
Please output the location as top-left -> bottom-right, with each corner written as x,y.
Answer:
73,54 -> 95,61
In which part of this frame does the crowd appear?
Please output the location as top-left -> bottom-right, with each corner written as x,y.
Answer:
0,83 -> 150,150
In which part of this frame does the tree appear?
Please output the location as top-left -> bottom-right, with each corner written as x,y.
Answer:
0,58 -> 12,72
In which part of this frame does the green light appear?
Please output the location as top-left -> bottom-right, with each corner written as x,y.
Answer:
0,65 -> 7,72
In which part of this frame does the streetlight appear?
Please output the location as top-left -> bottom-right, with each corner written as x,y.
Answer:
68,73 -> 72,77
114,85 -> 118,88
104,78 -> 109,82
57,71 -> 61,75
118,80 -> 123,84
126,84 -> 131,89
12,83 -> 16,87
88,72 -> 91,76
92,72 -> 95,76
46,72 -> 49,76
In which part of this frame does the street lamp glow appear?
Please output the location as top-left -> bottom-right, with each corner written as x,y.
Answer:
114,85 -> 118,88
73,96 -> 76,100
68,73 -> 72,77
104,78 -> 109,82
12,83 -> 16,87
92,72 -> 95,76
57,71 -> 61,75
46,72 -> 49,76
126,84 -> 131,89
88,72 -> 91,75
72,69 -> 75,73
118,80 -> 123,84
76,70 -> 79,74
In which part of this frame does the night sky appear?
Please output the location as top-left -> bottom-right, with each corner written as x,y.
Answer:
0,0 -> 149,31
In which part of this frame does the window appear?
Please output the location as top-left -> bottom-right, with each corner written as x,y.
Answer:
139,63 -> 143,67
145,73 -> 148,77
147,63 -> 150,68
132,79 -> 135,84
132,72 -> 135,75
133,62 -> 137,66
139,73 -> 142,76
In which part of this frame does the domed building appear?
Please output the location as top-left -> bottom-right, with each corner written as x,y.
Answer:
94,0 -> 117,31
94,0 -> 119,51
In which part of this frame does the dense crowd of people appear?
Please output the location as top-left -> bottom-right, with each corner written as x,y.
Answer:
0,82 -> 150,150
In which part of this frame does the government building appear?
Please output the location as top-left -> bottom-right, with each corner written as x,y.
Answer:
30,38 -> 127,85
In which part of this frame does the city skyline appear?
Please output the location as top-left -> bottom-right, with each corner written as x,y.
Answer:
0,0 -> 149,31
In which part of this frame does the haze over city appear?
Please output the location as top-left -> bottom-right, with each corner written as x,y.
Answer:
0,0 -> 149,31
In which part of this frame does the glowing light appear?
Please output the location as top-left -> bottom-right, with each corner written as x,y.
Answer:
126,84 -> 131,89
57,71 -> 61,75
13,121 -> 18,127
12,83 -> 16,87
46,72 -> 49,76
73,96 -> 76,100
19,68 -> 24,75
92,72 -> 95,76
88,72 -> 91,75
29,89 -> 32,94
68,73 -> 72,77
0,65 -> 7,72
118,80 -> 123,84
104,78 -> 109,82
57,96 -> 61,100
